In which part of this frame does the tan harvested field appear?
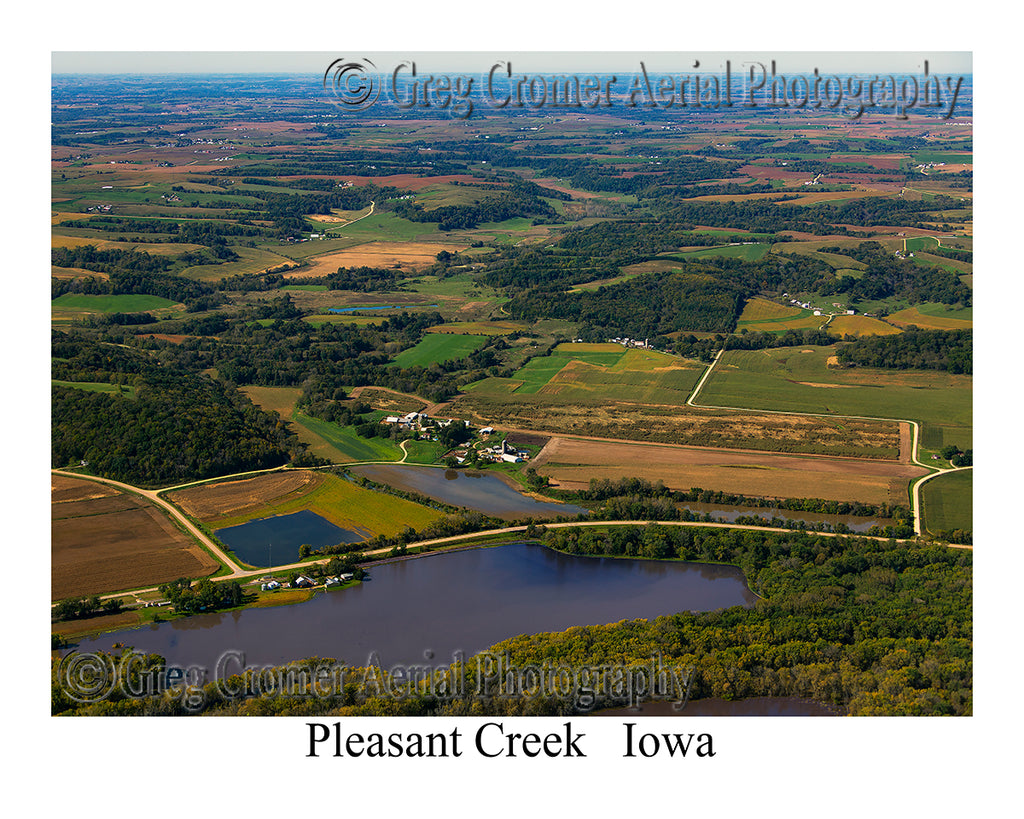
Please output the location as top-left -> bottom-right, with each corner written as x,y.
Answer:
166,469 -> 320,523
50,265 -> 107,281
51,211 -> 94,225
283,241 -> 468,278
51,234 -> 204,256
531,436 -> 926,505
52,475 -> 218,600
454,396 -> 901,460
826,315 -> 902,336
738,297 -> 803,323
886,307 -> 973,331
427,320 -> 529,336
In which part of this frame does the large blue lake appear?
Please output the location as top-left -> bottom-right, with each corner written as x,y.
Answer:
70,542 -> 757,670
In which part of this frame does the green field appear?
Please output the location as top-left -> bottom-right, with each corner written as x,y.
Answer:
51,293 -> 179,313
700,346 -> 972,451
181,246 -> 297,282
293,411 -> 404,462
921,470 -> 972,536
303,314 -> 387,328
467,344 -> 703,404
668,243 -> 770,263
390,334 -> 488,368
52,380 -> 137,398
912,152 -> 973,165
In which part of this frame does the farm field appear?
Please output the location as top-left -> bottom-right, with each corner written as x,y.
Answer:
166,470 -> 442,535
51,293 -> 179,313
293,411 -> 403,462
735,298 -> 824,332
302,314 -> 388,327
699,346 -> 972,458
426,320 -> 528,335
455,390 -> 901,459
52,474 -> 218,599
283,240 -> 467,278
920,470 -> 973,536
887,304 -> 973,330
531,436 -> 926,506
181,246 -> 297,282
52,379 -> 137,398
825,315 -> 902,336
669,243 -> 770,263
241,385 -> 403,462
391,333 -> 488,368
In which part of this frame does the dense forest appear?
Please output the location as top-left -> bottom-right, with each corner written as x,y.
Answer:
508,267 -> 746,336
51,332 -> 301,484
837,328 -> 972,374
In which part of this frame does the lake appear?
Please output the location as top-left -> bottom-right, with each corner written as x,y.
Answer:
70,542 -> 757,671
351,464 -> 589,520
216,510 -> 366,568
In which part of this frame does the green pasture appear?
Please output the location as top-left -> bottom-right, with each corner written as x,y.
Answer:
700,346 -> 972,447
921,470 -> 972,536
52,380 -> 137,398
51,293 -> 178,313
390,334 -> 488,368
667,243 -> 770,263
293,411 -> 403,462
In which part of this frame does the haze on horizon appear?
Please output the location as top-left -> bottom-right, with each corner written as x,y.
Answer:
52,51 -> 972,77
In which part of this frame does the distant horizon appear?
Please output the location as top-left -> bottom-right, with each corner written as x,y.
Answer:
51,51 -> 972,77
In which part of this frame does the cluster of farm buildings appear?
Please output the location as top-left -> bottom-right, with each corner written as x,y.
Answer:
380,412 -> 530,463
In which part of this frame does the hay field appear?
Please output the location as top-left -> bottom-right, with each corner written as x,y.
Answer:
826,315 -> 902,336
735,298 -> 823,332
52,475 -> 218,600
701,347 -> 972,449
887,306 -> 973,330
167,470 -> 442,535
284,241 -> 467,278
426,320 -> 529,335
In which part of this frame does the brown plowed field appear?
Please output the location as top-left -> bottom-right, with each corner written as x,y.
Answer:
531,437 -> 926,505
167,470 -> 321,523
52,476 -> 218,600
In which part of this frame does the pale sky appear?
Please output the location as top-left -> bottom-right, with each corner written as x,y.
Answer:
51,51 -> 972,76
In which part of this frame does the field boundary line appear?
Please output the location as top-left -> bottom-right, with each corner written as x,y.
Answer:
684,347 -> 959,535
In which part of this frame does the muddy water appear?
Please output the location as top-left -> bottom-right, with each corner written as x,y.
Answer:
70,543 -> 756,670
350,464 -> 589,520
